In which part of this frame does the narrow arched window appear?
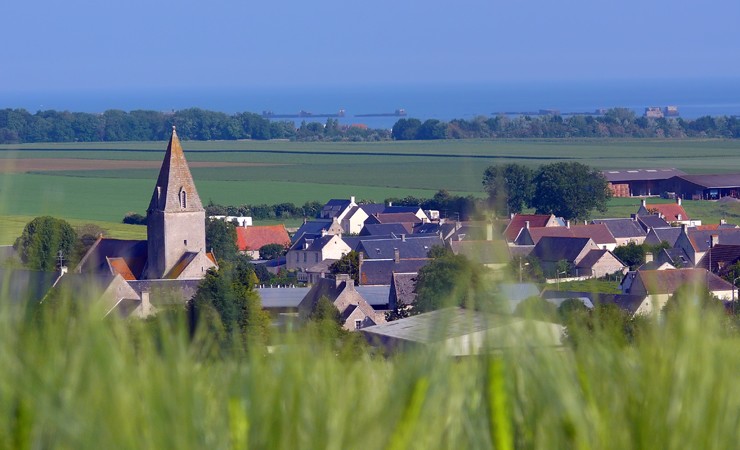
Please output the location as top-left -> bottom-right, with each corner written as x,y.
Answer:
180,190 -> 187,209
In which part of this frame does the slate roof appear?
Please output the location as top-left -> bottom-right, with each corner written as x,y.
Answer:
360,223 -> 410,236
531,237 -> 592,262
696,244 -> 740,272
591,218 -> 646,239
575,249 -> 611,270
390,272 -> 418,308
342,234 -> 396,252
76,238 -> 148,279
521,224 -> 616,246
257,287 -> 310,309
644,227 -> 682,247
291,220 -> 334,243
449,240 -> 510,265
658,248 -> 691,267
636,268 -> 733,294
0,268 -> 59,304
602,168 -> 685,182
148,128 -> 203,213
504,214 -> 557,241
362,307 -> 499,343
236,225 -> 291,251
688,228 -> 740,252
321,199 -> 352,218
637,215 -> 671,231
675,173 -> 740,189
360,259 -> 429,285
360,204 -> 422,216
358,235 -> 444,259
291,234 -> 337,252
127,279 -> 202,304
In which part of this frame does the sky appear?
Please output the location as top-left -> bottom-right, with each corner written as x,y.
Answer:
2,0 -> 740,92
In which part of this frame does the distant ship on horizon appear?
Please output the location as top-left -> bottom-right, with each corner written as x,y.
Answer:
262,109 -> 346,119
355,109 -> 407,118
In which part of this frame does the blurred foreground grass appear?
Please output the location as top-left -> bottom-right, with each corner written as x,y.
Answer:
0,286 -> 739,449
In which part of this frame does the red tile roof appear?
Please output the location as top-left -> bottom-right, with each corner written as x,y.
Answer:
107,257 -> 137,281
646,204 -> 690,221
236,225 -> 291,251
504,214 -> 555,241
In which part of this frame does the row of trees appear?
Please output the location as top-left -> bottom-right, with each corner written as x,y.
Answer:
0,108 -> 390,144
392,110 -> 740,140
483,162 -> 612,220
204,201 -> 324,221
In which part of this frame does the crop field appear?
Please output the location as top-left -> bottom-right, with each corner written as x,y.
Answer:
2,138 -> 740,243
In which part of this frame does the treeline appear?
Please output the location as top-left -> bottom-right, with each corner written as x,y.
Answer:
204,201 -> 324,221
0,108 -> 389,144
383,190 -> 483,221
392,109 -> 740,140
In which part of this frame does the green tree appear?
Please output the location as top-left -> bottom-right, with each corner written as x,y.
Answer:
530,162 -> 612,220
205,218 -> 238,263
14,216 -> 77,271
613,242 -> 646,270
513,296 -> 558,322
508,255 -> 544,282
662,285 -> 725,316
391,118 -> 422,140
259,243 -> 286,261
482,164 -> 534,214
329,251 -> 360,285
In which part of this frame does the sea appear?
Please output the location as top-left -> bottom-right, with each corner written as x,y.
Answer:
2,78 -> 740,129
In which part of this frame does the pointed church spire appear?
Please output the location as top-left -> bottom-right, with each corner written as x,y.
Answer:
148,126 -> 204,213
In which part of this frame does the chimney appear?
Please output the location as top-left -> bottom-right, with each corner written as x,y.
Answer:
710,234 -> 719,248
303,217 -> 307,225
401,234 -> 406,242
566,220 -> 571,229
677,214 -> 682,221
388,201 -> 393,207
641,199 -> 647,208
525,220 -> 530,229
645,252 -> 654,263
676,197 -> 682,206
140,291 -> 151,317
681,224 -> 688,234
510,213 -> 515,220
721,219 -> 727,225
486,222 -> 493,241
630,214 -> 637,221
350,196 -> 356,204
321,228 -> 328,237
394,248 -> 400,263
335,273 -> 353,289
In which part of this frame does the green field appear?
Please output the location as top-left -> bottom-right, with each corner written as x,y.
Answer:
2,138 -> 740,243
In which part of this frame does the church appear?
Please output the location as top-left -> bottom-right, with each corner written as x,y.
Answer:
66,127 -> 218,317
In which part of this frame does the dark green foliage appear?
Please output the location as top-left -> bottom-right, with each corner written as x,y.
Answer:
513,296 -> 558,322
426,245 -> 451,259
204,200 -> 325,221
508,255 -> 544,282
662,285 -> 725,316
557,298 -> 591,324
73,223 -> 106,261
259,243 -> 286,261
329,251 -> 359,285
205,218 -> 238,263
530,162 -> 612,220
385,189 -> 482,221
14,216 -> 77,271
122,212 -> 147,225
391,118 -> 422,140
189,261 -> 271,351
309,296 -> 342,324
613,242 -> 646,270
562,302 -> 649,347
414,254 -> 501,313
482,164 -> 534,214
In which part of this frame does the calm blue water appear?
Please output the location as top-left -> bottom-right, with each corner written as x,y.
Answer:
2,79 -> 740,129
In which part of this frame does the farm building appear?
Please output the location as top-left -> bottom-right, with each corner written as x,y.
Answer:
602,168 -> 685,198
665,174 -> 740,200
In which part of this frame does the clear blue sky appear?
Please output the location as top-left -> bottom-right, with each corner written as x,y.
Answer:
3,0 -> 739,92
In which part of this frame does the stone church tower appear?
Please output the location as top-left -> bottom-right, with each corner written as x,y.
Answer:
145,127 -> 214,279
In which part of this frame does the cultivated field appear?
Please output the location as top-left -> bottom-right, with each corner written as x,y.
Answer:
2,138 -> 740,243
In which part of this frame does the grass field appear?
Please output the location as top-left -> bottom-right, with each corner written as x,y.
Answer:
3,138 -> 740,243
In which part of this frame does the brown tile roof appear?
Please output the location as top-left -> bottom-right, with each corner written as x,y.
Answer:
503,214 -> 555,241
107,257 -> 136,281
644,203 -> 690,221
524,223 -> 616,246
163,252 -> 198,279
236,225 -> 291,251
147,128 -> 204,213
636,268 -> 733,295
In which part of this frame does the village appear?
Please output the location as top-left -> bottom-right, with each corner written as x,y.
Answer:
4,129 -> 740,355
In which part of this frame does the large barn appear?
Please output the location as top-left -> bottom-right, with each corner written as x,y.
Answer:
665,174 -> 740,200
602,168 -> 686,197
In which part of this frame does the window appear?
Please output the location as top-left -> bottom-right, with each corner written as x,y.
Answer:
303,253 -> 307,263
355,319 -> 362,330
184,240 -> 188,246
180,190 -> 187,208
315,253 -> 319,262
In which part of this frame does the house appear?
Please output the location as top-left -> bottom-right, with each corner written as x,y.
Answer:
53,272 -> 154,318
602,168 -> 685,197
515,222 -> 617,251
356,235 -> 443,260
637,198 -> 698,226
361,307 -> 564,355
319,197 -> 358,221
389,272 -> 418,311
644,226 -> 682,247
665,173 -> 740,200
339,206 -> 369,234
591,218 -> 647,246
236,225 -> 291,259
360,203 -> 430,222
696,244 -> 740,275
503,214 -> 561,242
530,236 -> 626,278
359,223 -> 410,237
297,274 -> 386,330
291,219 -> 343,243
636,214 -> 671,232
673,225 -> 740,266
286,233 -> 351,273
364,212 -> 423,234
620,268 -> 735,314
359,257 -> 429,286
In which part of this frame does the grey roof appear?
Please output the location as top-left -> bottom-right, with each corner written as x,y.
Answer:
0,268 -> 58,304
291,234 -> 336,252
258,287 -> 310,309
637,215 -> 671,232
658,248 -> 691,267
575,249 -> 611,270
360,259 -> 429,286
77,238 -> 148,278
390,273 -> 418,308
127,279 -> 202,305
645,227 -> 682,246
591,219 -> 646,239
540,290 -> 596,308
602,168 -> 685,182
531,237 -> 591,262
697,244 -> 740,271
321,199 -> 352,218
675,173 -> 740,189
359,203 -> 387,215
498,283 -> 541,312
342,234 -> 395,252
291,220 -> 333,243
360,223 -> 410,236
360,204 -> 422,216
413,223 -> 443,235
356,285 -> 392,307
358,235 -> 444,259
689,228 -> 740,252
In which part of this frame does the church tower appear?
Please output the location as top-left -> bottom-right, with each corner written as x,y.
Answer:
145,127 -> 210,279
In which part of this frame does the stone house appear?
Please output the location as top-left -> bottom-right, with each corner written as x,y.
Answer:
298,274 -> 386,330
286,233 -> 351,272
